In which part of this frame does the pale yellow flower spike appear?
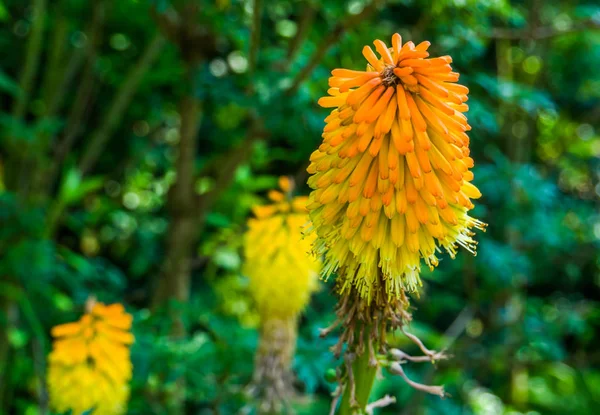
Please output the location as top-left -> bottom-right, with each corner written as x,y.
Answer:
244,176 -> 320,321
47,301 -> 134,415
308,34 -> 486,308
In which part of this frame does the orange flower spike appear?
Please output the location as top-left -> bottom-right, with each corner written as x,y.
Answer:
307,33 -> 486,307
48,302 -> 134,415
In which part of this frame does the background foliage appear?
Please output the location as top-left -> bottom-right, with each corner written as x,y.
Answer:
1,0 -> 599,414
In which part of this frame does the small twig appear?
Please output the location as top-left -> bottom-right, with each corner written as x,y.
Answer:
344,353 -> 358,408
389,363 -> 445,397
401,328 -> 440,359
365,394 -> 396,414
320,319 -> 340,337
329,385 -> 343,415
368,336 -> 377,367
389,348 -> 448,363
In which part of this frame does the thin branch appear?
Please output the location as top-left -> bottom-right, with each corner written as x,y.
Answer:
401,328 -> 440,358
78,32 -> 166,175
285,0 -> 384,95
389,362 -> 445,397
12,0 -> 47,119
491,19 -> 600,40
248,0 -> 263,73
285,5 -> 316,68
41,4 -> 69,117
366,395 -> 396,414
46,47 -> 87,117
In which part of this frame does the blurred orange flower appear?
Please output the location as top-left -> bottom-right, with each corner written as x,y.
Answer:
48,301 -> 134,415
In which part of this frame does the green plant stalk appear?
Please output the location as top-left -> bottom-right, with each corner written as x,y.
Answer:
338,343 -> 378,414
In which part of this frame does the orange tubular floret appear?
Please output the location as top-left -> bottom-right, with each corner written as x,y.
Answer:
395,86 -> 411,120
416,97 -> 448,135
362,46 -> 384,71
415,41 -> 431,51
365,87 -> 395,123
430,72 -> 460,82
338,72 -> 380,93
354,86 -> 386,123
329,77 -> 347,87
419,87 -> 455,116
332,69 -> 369,78
391,33 -> 402,63
399,50 -> 429,61
318,95 -> 346,108
427,57 -> 452,66
415,74 -> 449,97
414,65 -> 452,75
399,58 -> 430,68
373,39 -> 394,65
393,67 -> 413,77
444,83 -> 469,95
377,96 -> 398,136
400,74 -> 419,86
347,77 -> 382,107
405,93 -> 427,132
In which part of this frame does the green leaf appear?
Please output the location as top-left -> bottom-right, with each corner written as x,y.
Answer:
0,69 -> 20,96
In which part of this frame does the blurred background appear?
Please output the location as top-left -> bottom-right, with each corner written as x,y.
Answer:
1,0 -> 599,414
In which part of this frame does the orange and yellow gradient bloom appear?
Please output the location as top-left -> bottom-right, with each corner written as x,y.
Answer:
47,301 -> 134,415
307,34 -> 486,307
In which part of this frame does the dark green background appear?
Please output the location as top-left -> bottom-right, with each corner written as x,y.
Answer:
1,0 -> 599,414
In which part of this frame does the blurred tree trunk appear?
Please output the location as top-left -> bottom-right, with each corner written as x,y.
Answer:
151,75 -> 202,331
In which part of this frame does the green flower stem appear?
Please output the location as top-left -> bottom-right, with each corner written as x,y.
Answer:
338,343 -> 378,414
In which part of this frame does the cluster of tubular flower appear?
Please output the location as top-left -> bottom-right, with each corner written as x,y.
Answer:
47,301 -> 134,415
243,177 -> 321,413
307,33 -> 485,311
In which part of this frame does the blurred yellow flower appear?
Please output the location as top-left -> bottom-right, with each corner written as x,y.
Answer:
243,177 -> 321,412
243,176 -> 321,320
307,34 -> 486,306
48,301 -> 134,415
